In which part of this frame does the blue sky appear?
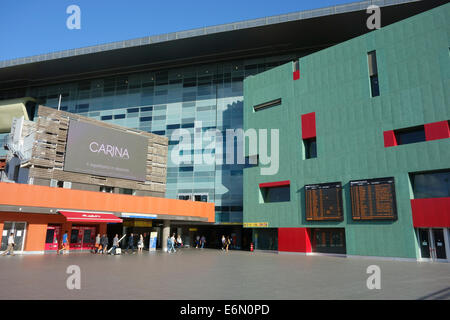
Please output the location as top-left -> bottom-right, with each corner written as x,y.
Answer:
0,0 -> 355,61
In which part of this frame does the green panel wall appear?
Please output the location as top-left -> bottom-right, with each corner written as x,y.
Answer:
243,3 -> 450,259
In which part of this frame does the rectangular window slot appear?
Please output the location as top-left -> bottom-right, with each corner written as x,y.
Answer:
259,181 -> 290,203
409,169 -> 450,199
304,138 -> 317,159
368,51 -> 380,97
395,125 -> 426,145
253,98 -> 281,112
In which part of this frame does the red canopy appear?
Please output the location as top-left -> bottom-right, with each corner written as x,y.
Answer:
59,210 -> 122,223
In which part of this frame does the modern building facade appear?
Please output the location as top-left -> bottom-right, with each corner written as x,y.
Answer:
0,106 -> 214,253
0,0 -> 447,249
243,2 -> 450,261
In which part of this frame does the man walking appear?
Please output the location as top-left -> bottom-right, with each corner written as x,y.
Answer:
100,234 -> 109,254
127,233 -> 135,254
58,231 -> 69,255
1,232 -> 15,256
110,234 -> 119,255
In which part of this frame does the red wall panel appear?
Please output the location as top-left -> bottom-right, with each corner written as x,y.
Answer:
301,112 -> 316,139
411,198 -> 450,228
424,121 -> 450,141
278,228 -> 312,253
293,70 -> 300,80
383,130 -> 397,147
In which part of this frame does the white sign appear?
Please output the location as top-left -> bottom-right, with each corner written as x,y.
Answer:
2,231 -> 7,236
16,231 -> 22,237
149,232 -> 157,252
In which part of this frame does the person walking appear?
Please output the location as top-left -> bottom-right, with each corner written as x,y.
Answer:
137,234 -> 144,253
200,235 -> 206,249
176,234 -> 183,248
94,233 -> 101,253
225,236 -> 231,253
221,235 -> 226,251
169,233 -> 176,253
195,235 -> 200,248
1,232 -> 15,256
127,233 -> 135,254
58,231 -> 69,255
100,234 -> 108,254
110,234 -> 119,255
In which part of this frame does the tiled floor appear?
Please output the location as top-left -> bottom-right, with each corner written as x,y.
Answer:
0,249 -> 449,299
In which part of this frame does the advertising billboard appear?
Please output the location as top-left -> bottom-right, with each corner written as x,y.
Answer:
64,120 -> 148,181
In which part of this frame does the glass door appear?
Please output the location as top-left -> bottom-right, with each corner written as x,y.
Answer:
1,222 -> 27,252
418,228 -> 431,259
432,229 -> 447,260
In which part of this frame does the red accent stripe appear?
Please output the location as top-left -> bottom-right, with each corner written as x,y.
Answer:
383,130 -> 397,147
59,210 -> 123,223
259,180 -> 290,188
293,70 -> 300,80
301,112 -> 316,139
278,228 -> 312,253
411,198 -> 450,228
424,121 -> 450,141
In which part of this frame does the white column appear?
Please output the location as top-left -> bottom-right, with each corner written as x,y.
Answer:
443,228 -> 450,262
162,220 -> 170,252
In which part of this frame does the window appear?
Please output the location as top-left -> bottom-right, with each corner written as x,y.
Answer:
253,98 -> 281,112
395,126 -> 426,145
304,138 -> 317,159
410,170 -> 450,199
368,51 -> 380,97
260,182 -> 291,203
99,186 -> 114,193
194,194 -> 208,202
119,188 -> 134,195
178,194 -> 192,201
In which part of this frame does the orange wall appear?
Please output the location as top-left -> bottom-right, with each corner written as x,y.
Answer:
0,182 -> 215,222
0,212 -> 65,251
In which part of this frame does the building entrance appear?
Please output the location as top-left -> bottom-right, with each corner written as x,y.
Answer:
70,226 -> 96,250
417,228 -> 449,262
1,221 -> 27,253
45,225 -> 61,251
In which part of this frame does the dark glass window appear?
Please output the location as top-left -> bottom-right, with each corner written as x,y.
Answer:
101,115 -> 113,120
370,75 -> 380,97
395,126 -> 425,145
167,124 -> 180,130
304,138 -> 317,159
140,116 -> 152,122
410,170 -> 450,198
114,114 -> 125,119
152,130 -> 165,135
194,194 -> 208,202
262,186 -> 290,203
141,106 -> 153,112
179,166 -> 193,172
127,108 -> 139,113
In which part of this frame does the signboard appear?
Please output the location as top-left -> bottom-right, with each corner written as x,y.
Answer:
350,177 -> 397,220
64,119 -> 148,181
123,220 -> 153,227
243,222 -> 268,228
305,182 -> 343,221
149,232 -> 157,251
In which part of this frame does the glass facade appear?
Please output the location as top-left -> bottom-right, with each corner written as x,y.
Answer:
25,54 -> 298,223
410,170 -> 450,199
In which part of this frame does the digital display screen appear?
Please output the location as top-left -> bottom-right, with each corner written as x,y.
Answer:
350,177 -> 397,220
305,182 -> 343,221
64,120 -> 148,181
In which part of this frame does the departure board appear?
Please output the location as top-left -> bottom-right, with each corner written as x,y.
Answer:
350,177 -> 397,220
305,182 -> 343,221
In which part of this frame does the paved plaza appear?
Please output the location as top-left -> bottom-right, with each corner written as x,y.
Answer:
0,249 -> 449,300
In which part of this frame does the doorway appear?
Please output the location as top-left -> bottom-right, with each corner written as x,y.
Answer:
69,226 -> 96,250
417,228 -> 449,262
1,222 -> 27,253
45,225 -> 61,251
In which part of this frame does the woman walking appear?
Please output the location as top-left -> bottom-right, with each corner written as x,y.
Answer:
137,234 -> 144,253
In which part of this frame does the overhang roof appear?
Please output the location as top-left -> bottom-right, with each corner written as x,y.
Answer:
0,0 -> 446,90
